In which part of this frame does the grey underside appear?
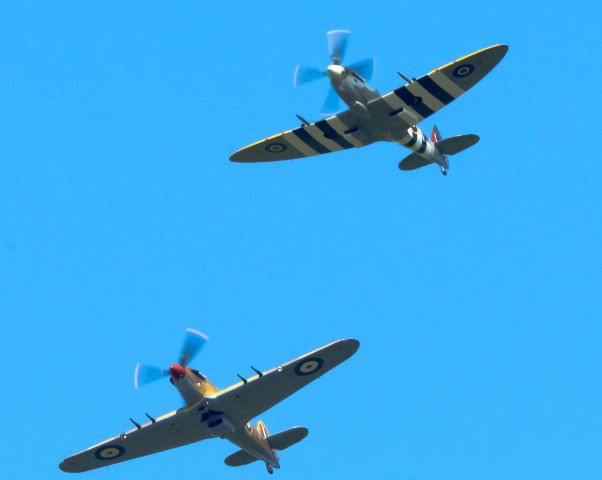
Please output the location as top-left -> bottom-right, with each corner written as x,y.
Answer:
435,134 -> 480,155
224,427 -> 309,467
399,134 -> 480,170
398,153 -> 432,170
230,44 -> 508,163
224,448 -> 258,466
267,426 -> 308,450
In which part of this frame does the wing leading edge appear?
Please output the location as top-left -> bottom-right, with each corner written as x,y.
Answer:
229,111 -> 371,163
230,45 -> 507,164
209,339 -> 359,423
59,339 -> 358,473
59,407 -> 212,473
379,44 -> 508,126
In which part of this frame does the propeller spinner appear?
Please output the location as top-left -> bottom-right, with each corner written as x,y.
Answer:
134,328 -> 208,389
293,29 -> 375,114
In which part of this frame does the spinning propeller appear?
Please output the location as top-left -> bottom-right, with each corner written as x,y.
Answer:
134,328 -> 208,389
293,29 -> 375,115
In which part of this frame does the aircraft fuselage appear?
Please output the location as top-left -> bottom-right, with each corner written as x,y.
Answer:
328,65 -> 448,171
172,367 -> 279,471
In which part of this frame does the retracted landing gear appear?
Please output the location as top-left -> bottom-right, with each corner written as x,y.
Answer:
266,464 -> 274,475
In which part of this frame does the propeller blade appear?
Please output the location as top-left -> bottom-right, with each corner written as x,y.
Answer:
179,328 -> 209,366
134,364 -> 168,389
293,65 -> 326,87
347,57 -> 375,81
327,29 -> 350,65
321,86 -> 341,115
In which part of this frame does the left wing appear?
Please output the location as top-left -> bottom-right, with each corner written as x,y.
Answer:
378,44 -> 508,127
208,339 -> 359,423
229,111 -> 372,163
60,407 -> 211,473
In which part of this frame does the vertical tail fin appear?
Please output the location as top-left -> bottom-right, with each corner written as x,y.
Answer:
431,125 -> 442,142
257,420 -> 270,439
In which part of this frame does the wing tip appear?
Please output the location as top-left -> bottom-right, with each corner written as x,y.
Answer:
336,338 -> 360,356
429,43 -> 509,76
229,151 -> 246,162
229,145 -> 260,163
488,43 -> 509,63
59,459 -> 81,473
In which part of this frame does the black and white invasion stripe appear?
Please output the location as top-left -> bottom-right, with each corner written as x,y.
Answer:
383,69 -> 464,124
280,116 -> 364,156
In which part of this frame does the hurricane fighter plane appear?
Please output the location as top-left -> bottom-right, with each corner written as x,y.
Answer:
230,30 -> 508,175
60,329 -> 359,474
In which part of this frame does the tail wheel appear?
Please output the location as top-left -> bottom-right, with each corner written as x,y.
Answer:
266,464 -> 274,475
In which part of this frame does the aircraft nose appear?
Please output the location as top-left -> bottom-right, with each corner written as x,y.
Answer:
169,364 -> 186,380
327,64 -> 345,81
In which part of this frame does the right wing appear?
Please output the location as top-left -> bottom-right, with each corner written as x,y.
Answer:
59,407 -> 211,473
208,339 -> 359,423
229,111 -> 372,163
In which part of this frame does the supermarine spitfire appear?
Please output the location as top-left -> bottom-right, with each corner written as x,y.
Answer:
230,30 -> 508,175
60,329 -> 359,475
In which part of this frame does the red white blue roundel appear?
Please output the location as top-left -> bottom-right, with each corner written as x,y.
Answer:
94,445 -> 125,460
453,64 -> 474,78
294,357 -> 324,376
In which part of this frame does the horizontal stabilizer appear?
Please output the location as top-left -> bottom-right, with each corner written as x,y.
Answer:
224,449 -> 258,467
435,134 -> 479,155
224,427 -> 309,467
398,153 -> 433,171
267,427 -> 309,451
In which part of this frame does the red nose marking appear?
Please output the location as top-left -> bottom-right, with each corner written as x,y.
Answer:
169,364 -> 186,380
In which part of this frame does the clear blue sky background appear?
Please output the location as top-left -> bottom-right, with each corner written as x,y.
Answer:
1,1 -> 601,479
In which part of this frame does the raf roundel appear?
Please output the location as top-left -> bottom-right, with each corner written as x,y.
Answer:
265,142 -> 287,153
294,357 -> 324,376
453,64 -> 474,78
94,445 -> 125,461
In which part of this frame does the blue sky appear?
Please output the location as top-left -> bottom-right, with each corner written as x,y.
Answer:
1,1 -> 601,479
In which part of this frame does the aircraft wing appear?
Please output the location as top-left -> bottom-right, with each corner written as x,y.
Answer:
379,44 -> 508,126
59,407 -> 211,473
229,111 -> 373,163
209,339 -> 359,423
